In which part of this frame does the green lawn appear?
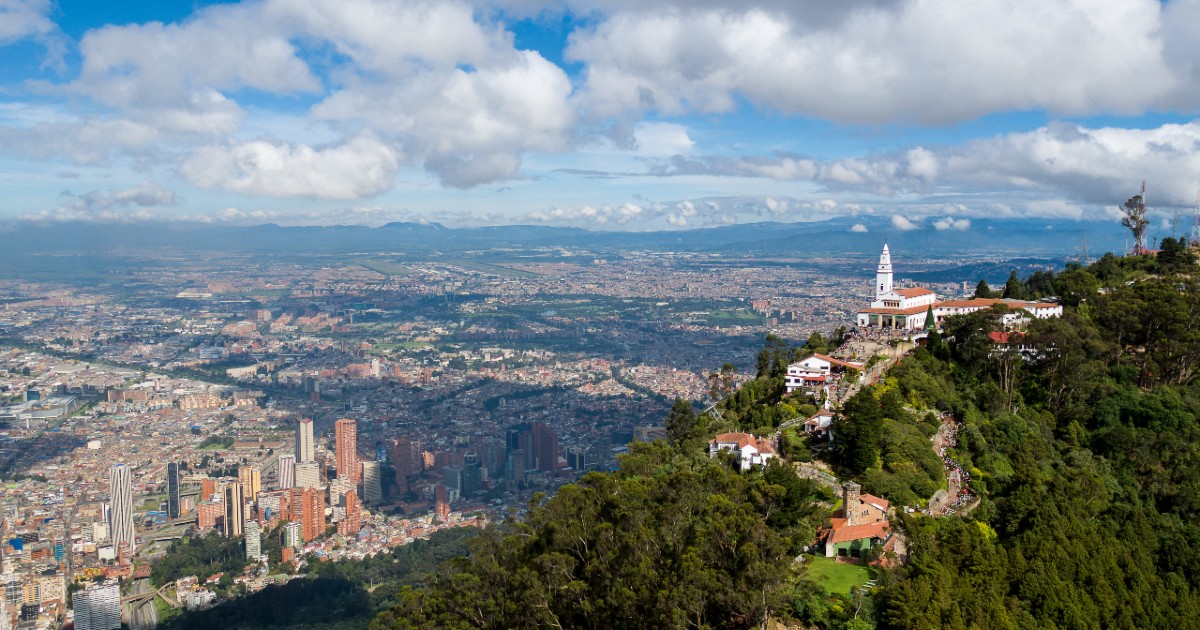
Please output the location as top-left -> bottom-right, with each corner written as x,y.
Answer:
804,555 -> 875,594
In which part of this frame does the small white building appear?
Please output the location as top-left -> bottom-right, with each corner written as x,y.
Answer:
708,433 -> 777,471
804,410 -> 836,437
785,354 -> 863,395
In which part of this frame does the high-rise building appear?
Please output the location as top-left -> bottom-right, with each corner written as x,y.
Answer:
434,484 -> 449,522
73,582 -> 121,630
335,418 -> 359,483
462,452 -> 482,496
338,489 -> 361,536
566,447 -> 588,471
361,461 -> 382,504
390,438 -> 421,492
244,520 -> 261,559
222,482 -> 245,538
277,454 -> 295,490
282,521 -> 302,548
531,422 -> 559,472
507,422 -> 559,472
238,466 -> 261,500
107,464 -> 135,556
295,419 -> 315,463
299,488 -> 325,542
166,462 -> 181,519
294,462 -> 321,489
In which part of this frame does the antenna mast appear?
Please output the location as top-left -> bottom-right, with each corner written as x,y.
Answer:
1191,187 -> 1200,247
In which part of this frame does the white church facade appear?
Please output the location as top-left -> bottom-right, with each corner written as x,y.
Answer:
856,245 -> 1063,331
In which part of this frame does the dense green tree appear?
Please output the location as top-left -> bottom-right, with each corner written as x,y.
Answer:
1001,269 -> 1026,299
666,397 -> 699,448
973,279 -> 993,298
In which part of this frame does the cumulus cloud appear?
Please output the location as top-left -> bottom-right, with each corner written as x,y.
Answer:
0,118 -> 162,165
180,133 -> 401,199
47,0 -> 573,189
566,0 -> 1182,124
850,223 -> 869,233
20,182 -> 177,222
932,216 -> 971,231
891,215 -> 920,230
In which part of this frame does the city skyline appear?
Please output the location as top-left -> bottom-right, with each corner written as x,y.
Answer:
2,1 -> 1199,231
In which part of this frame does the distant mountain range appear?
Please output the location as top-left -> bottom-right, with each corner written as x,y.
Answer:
0,216 -> 1133,262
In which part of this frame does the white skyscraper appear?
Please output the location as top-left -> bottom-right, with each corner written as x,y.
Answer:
108,464 -> 135,556
283,522 -> 302,549
277,454 -> 295,489
245,520 -> 261,559
361,461 -> 382,504
73,582 -> 121,630
295,419 -> 315,463
294,461 -> 321,490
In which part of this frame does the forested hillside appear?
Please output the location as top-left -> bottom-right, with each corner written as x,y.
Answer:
370,245 -> 1200,629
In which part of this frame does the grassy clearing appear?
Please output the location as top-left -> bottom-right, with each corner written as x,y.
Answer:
804,555 -> 875,595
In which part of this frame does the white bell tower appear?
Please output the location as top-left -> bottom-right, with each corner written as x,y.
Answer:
875,244 -> 893,300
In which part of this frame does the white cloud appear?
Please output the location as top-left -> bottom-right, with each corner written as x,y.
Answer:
566,1 -> 1181,123
0,118 -> 162,165
891,215 -> 920,230
631,122 -> 694,157
19,182 -> 176,222
932,216 -> 970,231
0,0 -> 54,42
180,133 -> 401,199
850,223 -> 869,233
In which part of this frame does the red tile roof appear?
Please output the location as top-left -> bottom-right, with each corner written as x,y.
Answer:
827,521 -> 890,545
895,287 -> 935,297
859,494 -> 889,511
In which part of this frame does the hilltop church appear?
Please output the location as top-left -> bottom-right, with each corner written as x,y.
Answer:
856,244 -> 1063,331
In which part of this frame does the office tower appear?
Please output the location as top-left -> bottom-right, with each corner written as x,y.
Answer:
361,461 -> 382,504
295,419 -> 315,463
299,488 -> 325,542
238,466 -> 261,499
462,452 -> 482,496
442,466 -> 463,496
222,482 -> 245,538
506,448 -> 525,484
282,522 -> 302,549
531,422 -> 559,471
338,489 -> 361,536
245,520 -> 261,559
329,477 -> 353,508
108,464 -> 135,556
434,484 -> 449,522
73,582 -> 121,630
277,454 -> 295,490
294,462 -> 321,490
201,477 -> 217,499
335,418 -> 359,483
567,447 -> 588,471
390,438 -> 421,484
166,462 -> 181,519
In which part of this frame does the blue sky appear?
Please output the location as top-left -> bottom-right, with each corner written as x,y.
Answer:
2,0 -> 1200,231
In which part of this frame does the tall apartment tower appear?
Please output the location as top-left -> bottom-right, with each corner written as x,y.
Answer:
238,466 -> 262,500
300,488 -> 325,542
166,462 -> 181,519
295,419 -> 315,463
361,461 -> 382,504
73,582 -> 121,630
335,418 -> 359,484
222,482 -> 245,538
277,454 -> 295,490
244,520 -> 261,559
108,464 -> 135,556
